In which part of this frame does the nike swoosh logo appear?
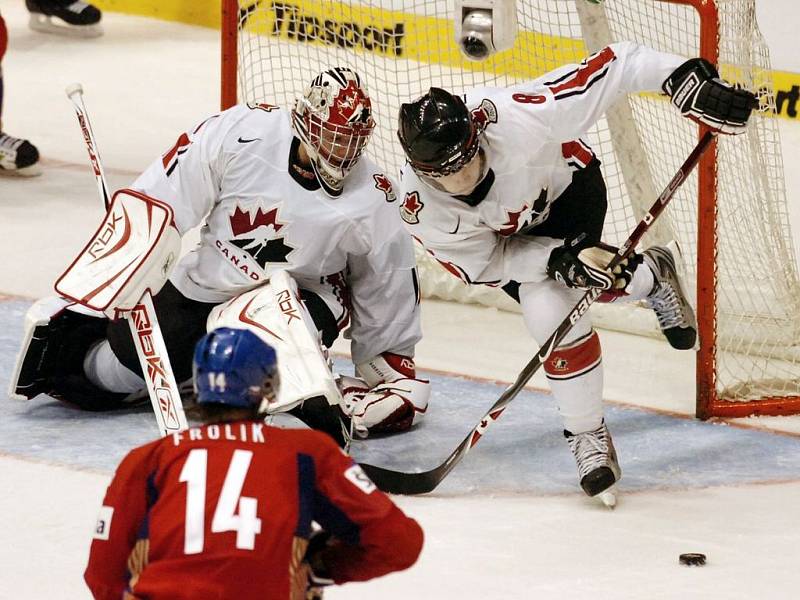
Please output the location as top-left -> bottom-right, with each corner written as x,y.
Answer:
237,136 -> 261,144
448,216 -> 461,234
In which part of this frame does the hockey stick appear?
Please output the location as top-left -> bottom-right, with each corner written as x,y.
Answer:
65,83 -> 188,436
360,130 -> 716,495
65,83 -> 112,208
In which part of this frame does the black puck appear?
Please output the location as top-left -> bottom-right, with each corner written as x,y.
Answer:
679,553 -> 706,566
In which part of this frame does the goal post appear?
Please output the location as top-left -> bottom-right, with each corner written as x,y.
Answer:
220,0 -> 800,419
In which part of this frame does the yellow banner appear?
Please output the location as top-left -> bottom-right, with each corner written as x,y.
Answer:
94,0 -> 800,121
772,70 -> 800,120
92,0 -> 220,29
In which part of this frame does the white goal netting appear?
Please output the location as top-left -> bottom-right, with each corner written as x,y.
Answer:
226,0 -> 800,411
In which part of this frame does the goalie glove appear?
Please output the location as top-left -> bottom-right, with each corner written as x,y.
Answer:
663,58 -> 757,135
339,353 -> 430,438
547,237 -> 641,292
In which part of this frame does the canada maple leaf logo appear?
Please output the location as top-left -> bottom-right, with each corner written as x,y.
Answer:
229,206 -> 284,237
400,191 -> 424,225
373,173 -> 396,203
226,204 -> 295,268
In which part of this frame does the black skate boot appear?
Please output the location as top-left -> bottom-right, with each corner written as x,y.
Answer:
0,133 -> 40,176
565,421 -> 621,507
27,0 -> 103,37
642,242 -> 698,350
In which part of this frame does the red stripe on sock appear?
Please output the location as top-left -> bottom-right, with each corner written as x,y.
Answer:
544,331 -> 602,377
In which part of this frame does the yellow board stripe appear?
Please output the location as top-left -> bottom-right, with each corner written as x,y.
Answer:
93,0 -> 800,121
772,70 -> 800,119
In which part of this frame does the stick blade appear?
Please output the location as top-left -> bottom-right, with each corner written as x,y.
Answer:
359,462 -> 441,495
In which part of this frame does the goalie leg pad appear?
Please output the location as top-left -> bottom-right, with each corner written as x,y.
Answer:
207,270 -> 341,413
10,296 -> 106,400
8,296 -> 140,410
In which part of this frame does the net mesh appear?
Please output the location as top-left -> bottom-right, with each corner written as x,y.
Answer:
230,0 -> 800,407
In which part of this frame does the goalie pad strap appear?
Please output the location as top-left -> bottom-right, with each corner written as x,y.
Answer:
356,353 -> 416,387
544,331 -> 602,380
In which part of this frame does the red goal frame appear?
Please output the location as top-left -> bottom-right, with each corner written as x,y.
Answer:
219,0 -> 800,419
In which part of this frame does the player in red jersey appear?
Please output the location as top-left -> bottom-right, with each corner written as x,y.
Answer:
84,327 -> 423,600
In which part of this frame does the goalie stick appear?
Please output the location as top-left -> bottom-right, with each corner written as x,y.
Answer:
359,130 -> 717,495
65,83 -> 188,436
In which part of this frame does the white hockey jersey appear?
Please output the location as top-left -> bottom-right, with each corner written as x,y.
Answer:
398,42 -> 685,288
132,104 -> 420,364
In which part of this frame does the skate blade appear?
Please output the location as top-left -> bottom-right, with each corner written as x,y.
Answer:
0,163 -> 42,177
595,485 -> 618,509
29,14 -> 103,38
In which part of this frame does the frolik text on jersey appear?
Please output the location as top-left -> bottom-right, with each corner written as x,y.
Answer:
171,422 -> 267,445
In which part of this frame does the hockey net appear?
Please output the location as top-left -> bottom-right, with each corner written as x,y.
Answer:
221,0 -> 800,418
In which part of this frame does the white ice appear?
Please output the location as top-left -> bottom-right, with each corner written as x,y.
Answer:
1,3 -> 799,599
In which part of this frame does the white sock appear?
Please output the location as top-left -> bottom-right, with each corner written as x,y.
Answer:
84,340 -> 145,393
549,358 -> 605,434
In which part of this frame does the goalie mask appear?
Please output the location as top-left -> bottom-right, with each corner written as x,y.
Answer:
398,87 -> 489,195
193,327 -> 280,413
292,67 -> 375,196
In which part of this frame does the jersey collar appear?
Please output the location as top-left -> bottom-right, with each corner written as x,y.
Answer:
288,137 -> 322,192
455,168 -> 495,207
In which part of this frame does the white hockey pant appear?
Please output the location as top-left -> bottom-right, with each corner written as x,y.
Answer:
519,280 -> 604,434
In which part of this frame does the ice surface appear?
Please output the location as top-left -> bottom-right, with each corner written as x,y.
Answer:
3,299 -> 800,498
1,3 -> 800,598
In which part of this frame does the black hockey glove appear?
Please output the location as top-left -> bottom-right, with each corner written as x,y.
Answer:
304,529 -> 334,599
663,58 -> 758,135
547,236 -> 640,291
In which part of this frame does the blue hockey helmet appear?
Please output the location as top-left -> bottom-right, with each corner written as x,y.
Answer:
192,327 -> 279,408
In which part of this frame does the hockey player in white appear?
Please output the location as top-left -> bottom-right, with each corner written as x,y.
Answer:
12,67 -> 430,441
396,42 -> 756,502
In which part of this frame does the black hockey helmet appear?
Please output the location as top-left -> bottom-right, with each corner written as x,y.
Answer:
397,87 -> 480,177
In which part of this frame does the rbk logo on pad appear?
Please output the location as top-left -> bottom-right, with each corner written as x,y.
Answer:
225,204 -> 295,269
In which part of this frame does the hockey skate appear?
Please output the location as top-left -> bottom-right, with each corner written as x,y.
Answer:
26,0 -> 103,38
642,241 -> 698,350
0,133 -> 40,176
565,421 -> 621,508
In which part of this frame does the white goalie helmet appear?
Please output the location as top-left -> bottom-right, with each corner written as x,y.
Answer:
291,67 -> 376,195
